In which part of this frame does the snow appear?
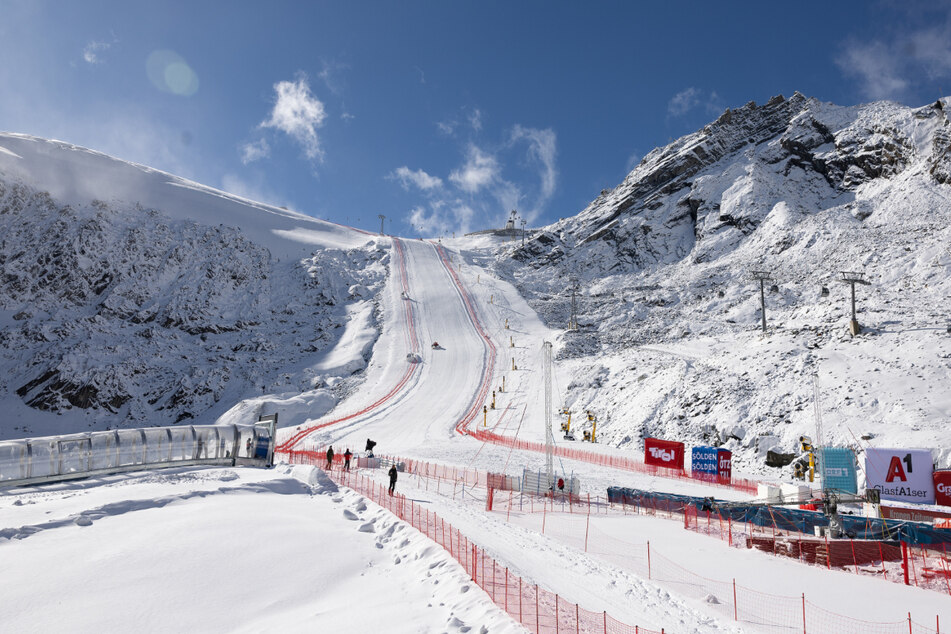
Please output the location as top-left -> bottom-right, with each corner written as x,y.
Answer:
3,93 -> 951,631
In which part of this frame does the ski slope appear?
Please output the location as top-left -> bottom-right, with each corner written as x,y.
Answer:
2,227 -> 950,631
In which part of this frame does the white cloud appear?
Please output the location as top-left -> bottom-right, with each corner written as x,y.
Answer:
318,59 -> 349,96
668,87 -> 701,117
240,138 -> 270,164
625,151 -> 642,173
510,124 -> 557,204
389,166 -> 443,191
469,108 -> 483,131
83,40 -> 111,64
449,144 -> 499,193
260,76 -> 327,161
407,201 -> 476,236
836,40 -> 909,100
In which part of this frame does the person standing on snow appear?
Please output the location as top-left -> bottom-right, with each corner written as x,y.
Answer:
388,464 -> 398,495
344,448 -> 352,471
325,446 -> 334,470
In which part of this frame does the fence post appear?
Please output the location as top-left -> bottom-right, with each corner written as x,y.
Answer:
908,612 -> 912,634
802,593 -> 806,634
556,594 -> 560,634
536,584 -> 540,634
505,567 -> 509,612
519,575 -> 523,625
603,610 -> 607,634
576,604 -> 579,633
902,542 -> 910,586
733,578 -> 737,621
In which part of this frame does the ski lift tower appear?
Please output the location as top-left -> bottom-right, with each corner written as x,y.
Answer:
751,270 -> 772,333
567,277 -> 580,331
839,271 -> 871,335
543,341 -> 555,491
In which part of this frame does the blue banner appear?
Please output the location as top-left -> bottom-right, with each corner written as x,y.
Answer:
819,447 -> 858,494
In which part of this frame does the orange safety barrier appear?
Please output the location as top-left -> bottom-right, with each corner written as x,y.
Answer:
466,427 -> 761,496
684,505 -> 951,596
282,452 -> 664,634
490,490 -> 946,634
284,450 -> 946,632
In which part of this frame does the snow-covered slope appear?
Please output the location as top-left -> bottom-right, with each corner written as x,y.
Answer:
492,94 -> 951,475
0,133 -> 384,438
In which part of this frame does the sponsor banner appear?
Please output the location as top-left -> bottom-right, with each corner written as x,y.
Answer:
644,438 -> 684,470
717,449 -> 732,481
865,448 -> 935,505
818,447 -> 858,494
935,470 -> 951,508
692,446 -> 732,482
880,505 -> 951,523
692,446 -> 719,475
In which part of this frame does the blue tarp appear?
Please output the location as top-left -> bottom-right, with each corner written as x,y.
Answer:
607,486 -> 951,546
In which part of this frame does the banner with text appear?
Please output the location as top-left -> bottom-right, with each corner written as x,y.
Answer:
644,437 -> 685,470
865,448 -> 934,505
934,470 -> 951,508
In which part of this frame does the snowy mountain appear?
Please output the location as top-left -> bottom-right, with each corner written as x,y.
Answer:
492,93 -> 951,474
0,133 -> 385,438
2,93 -> 950,478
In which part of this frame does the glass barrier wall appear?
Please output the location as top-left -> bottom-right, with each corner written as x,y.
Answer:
0,423 -> 273,487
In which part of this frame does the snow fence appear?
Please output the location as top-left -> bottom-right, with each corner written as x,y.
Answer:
283,449 -> 661,633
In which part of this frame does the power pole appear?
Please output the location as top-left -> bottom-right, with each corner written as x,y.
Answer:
378,214 -> 385,236
568,278 -> 579,330
751,270 -> 772,333
839,271 -> 871,335
543,341 -> 555,492
521,219 -> 527,246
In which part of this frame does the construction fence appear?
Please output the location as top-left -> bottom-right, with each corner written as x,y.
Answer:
280,449 -> 661,633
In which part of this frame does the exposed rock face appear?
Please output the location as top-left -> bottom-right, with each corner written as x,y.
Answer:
0,181 -> 384,429
492,95 -> 951,474
509,94 -> 950,278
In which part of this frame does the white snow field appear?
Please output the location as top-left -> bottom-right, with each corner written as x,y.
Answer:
2,114 -> 951,633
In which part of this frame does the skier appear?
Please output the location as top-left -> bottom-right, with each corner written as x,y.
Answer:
344,448 -> 352,471
388,464 -> 398,495
325,446 -> 334,470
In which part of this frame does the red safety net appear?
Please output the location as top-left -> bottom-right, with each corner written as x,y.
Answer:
466,427 -> 760,495
282,449 -> 663,633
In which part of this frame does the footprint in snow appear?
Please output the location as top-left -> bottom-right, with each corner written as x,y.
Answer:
358,522 -> 375,533
355,502 -> 367,512
343,509 -> 359,521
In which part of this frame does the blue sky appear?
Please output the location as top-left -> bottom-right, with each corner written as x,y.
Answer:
3,1 -> 951,237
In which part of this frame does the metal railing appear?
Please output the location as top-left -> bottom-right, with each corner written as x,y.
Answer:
0,420 -> 276,488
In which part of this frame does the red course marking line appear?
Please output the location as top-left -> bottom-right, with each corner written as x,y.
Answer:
429,244 -> 497,436
278,238 -> 420,452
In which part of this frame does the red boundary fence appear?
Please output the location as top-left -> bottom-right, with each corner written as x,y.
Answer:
466,428 -> 760,495
684,505 -> 951,597
487,488 -> 946,634
284,450 -> 662,633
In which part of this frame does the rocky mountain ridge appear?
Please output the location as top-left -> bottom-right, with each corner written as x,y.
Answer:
493,94 -> 951,474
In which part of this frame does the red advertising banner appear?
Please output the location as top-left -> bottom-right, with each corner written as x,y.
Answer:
717,448 -> 732,482
935,470 -> 951,508
644,437 -> 685,470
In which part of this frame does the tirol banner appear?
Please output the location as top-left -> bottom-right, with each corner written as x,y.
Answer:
865,448 -> 935,505
644,438 -> 685,470
934,470 -> 951,508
